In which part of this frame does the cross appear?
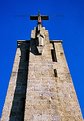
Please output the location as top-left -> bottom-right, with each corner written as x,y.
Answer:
30,12 -> 49,25
30,12 -> 49,49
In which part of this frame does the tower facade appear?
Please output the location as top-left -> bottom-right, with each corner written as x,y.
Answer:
1,13 -> 83,121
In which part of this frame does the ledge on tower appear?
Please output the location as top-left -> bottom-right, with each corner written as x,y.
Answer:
17,40 -> 30,46
50,40 -> 63,43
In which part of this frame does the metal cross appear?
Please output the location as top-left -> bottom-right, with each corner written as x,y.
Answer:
30,12 -> 49,25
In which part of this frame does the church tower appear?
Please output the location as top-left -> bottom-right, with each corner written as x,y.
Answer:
1,13 -> 83,121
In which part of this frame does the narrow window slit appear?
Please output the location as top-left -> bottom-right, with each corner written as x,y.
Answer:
51,49 -> 57,62
51,42 -> 57,62
54,69 -> 57,77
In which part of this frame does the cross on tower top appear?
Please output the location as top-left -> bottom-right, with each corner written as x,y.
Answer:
30,12 -> 49,25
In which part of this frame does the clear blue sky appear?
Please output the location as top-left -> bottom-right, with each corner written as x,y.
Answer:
0,0 -> 84,118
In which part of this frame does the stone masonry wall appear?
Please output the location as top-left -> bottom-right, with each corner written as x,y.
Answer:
1,26 -> 83,121
1,41 -> 30,121
53,41 -> 83,121
24,26 -> 83,121
1,47 -> 21,121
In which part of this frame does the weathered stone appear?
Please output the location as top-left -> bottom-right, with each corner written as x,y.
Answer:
1,18 -> 83,121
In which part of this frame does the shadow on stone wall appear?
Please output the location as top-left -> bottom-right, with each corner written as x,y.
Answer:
9,41 -> 30,121
30,26 -> 42,55
30,38 -> 40,55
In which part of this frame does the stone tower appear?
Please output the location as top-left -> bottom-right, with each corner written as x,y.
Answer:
1,13 -> 83,121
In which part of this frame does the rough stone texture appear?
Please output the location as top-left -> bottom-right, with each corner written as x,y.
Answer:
1,26 -> 83,121
24,27 -> 83,121
1,41 -> 30,121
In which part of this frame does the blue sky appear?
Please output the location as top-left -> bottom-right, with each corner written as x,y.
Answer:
0,0 -> 84,118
